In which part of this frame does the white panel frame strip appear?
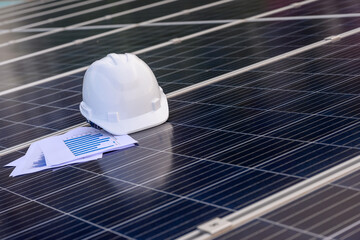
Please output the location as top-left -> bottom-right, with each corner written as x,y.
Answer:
176,26 -> 360,240
0,0 -> 317,66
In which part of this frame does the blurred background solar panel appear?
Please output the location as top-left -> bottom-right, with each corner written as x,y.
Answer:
1,0 -> 360,239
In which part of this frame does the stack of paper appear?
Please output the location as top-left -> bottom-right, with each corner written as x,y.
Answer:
5,127 -> 138,177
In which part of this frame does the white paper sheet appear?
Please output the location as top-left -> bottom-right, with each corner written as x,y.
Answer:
6,127 -> 137,177
5,156 -> 25,167
9,143 -> 104,177
39,127 -> 137,167
10,142 -> 48,177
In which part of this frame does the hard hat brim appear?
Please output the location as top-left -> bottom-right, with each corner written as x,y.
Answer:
80,91 -> 169,135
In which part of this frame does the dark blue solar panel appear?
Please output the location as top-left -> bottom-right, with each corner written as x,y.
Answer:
0,201 -> 61,239
220,171 -> 360,240
271,0 -> 360,17
1,1 -> 360,239
9,215 -> 105,240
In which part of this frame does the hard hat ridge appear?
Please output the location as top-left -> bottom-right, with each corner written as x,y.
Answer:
80,53 -> 169,135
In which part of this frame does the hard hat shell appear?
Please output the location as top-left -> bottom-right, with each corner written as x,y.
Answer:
80,53 -> 169,135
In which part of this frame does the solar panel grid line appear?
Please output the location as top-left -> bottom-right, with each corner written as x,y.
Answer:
257,218 -> 326,239
143,24 -> 348,91
145,19 -> 323,87
0,0 -> 174,47
54,165 -> 234,226
0,66 -> 89,97
1,76 -> 358,154
0,118 -> 56,132
0,186 -> 139,240
191,172 -> 292,207
131,206 -> 222,239
0,125 -> 302,238
218,220 -> 321,240
0,23 -> 356,156
250,13 -> 360,21
0,0 -> 59,15
166,36 -> 333,99
0,0 -> 79,21
12,0 -> 137,31
0,104 -> 248,213
335,171 -> 360,189
0,0 -> 316,70
260,186 -> 360,239
0,0 -> 104,28
167,101 -> 360,175
168,90 -> 358,148
195,157 -> 360,239
305,201 -> 360,236
0,207 -> 65,240
176,139 -> 360,234
0,39 -> 322,147
0,207 -> 126,240
154,31 -> 356,73
273,188 -> 356,226
0,98 -> 78,119
127,13 -> 360,26
0,122 -> 86,156
0,116 -> 76,139
28,219 -> 101,240
0,0 -> 228,63
163,55 -> 358,97
0,92 -> 80,113
122,203 -> 225,239
0,1 -> 318,96
261,147 -> 355,177
324,219 -> 360,240
171,123 -> 357,171
122,203 -> 220,239
161,0 -> 319,43
0,198 -> 32,215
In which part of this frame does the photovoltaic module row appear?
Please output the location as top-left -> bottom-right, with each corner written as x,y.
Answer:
0,18 -> 359,151
2,28 -> 360,239
271,0 -> 360,17
0,0 -> 127,29
0,17 -> 358,90
1,0 -> 357,63
0,0 -> 224,60
216,168 -> 360,240
0,0 -> 75,17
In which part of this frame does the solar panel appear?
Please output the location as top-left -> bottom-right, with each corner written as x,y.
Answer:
1,0 -> 360,239
215,169 -> 360,240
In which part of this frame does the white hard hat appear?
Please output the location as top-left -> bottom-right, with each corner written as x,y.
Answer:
79,53 -> 169,135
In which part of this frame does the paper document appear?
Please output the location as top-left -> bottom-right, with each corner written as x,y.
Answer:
5,127 -> 137,177
39,127 -> 137,166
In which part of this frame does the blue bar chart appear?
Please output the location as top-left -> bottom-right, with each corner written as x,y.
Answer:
64,133 -> 115,156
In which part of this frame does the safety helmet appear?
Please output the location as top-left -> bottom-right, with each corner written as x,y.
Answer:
79,53 -> 169,135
